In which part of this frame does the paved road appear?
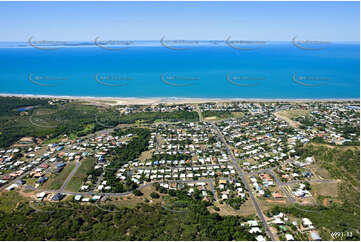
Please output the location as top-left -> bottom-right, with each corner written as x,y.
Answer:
92,173 -> 104,192
248,168 -> 296,203
211,123 -> 276,241
195,104 -> 203,122
30,178 -> 218,201
130,164 -> 232,171
59,161 -> 81,193
248,168 -> 338,203
155,134 -> 161,153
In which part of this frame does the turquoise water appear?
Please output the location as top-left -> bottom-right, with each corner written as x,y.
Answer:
0,42 -> 359,99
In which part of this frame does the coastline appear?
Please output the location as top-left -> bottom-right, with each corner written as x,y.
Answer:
0,93 -> 359,105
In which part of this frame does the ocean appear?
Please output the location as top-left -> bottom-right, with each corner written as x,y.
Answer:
0,42 -> 359,99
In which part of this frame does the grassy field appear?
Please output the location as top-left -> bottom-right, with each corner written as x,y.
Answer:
65,158 -> 95,192
202,111 -> 233,120
203,111 -> 244,121
139,150 -> 154,162
277,109 -> 310,119
311,181 -> 339,198
110,186 -> 159,209
231,112 -> 245,118
0,191 -> 27,213
274,109 -> 310,128
211,199 -> 256,216
42,162 -> 76,190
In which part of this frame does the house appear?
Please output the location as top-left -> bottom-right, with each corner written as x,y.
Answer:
285,233 -> 295,241
255,235 -> 266,241
249,227 -> 262,233
74,195 -> 82,201
273,192 -> 284,199
36,176 -> 48,184
6,184 -> 18,191
310,230 -> 321,241
248,220 -> 258,227
36,192 -> 47,200
55,167 -> 63,173
302,218 -> 313,228
221,194 -> 228,200
52,193 -> 64,201
80,185 -> 89,191
15,179 -> 26,185
273,217 -> 284,225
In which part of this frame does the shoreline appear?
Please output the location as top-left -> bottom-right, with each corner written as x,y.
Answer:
0,93 -> 359,105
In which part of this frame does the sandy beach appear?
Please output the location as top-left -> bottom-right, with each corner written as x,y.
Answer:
0,93 -> 359,106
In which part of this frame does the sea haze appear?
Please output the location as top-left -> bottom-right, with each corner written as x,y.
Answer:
0,42 -> 359,99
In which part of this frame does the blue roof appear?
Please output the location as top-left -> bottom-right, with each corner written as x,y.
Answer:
52,193 -> 64,201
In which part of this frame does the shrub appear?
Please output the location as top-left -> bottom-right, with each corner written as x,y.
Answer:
150,192 -> 160,199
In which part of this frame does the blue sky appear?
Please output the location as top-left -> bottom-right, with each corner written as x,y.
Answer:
0,1 -> 359,41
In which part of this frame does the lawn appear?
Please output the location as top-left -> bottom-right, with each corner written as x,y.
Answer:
65,158 -> 95,192
42,162 -> 76,190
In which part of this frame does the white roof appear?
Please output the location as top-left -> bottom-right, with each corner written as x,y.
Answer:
37,192 -> 46,198
255,235 -> 266,241
285,234 -> 294,241
6,184 -> 18,191
302,218 -> 313,226
248,220 -> 258,227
